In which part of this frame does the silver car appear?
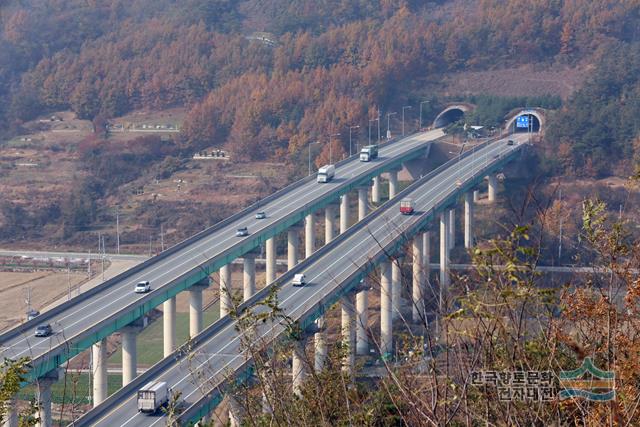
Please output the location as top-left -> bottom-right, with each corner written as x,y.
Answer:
236,227 -> 249,237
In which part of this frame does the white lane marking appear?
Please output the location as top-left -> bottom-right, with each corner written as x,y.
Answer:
4,132 -> 441,357
119,139 -> 510,427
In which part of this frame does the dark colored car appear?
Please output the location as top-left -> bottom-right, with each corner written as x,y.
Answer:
34,324 -> 52,337
507,139 -> 515,146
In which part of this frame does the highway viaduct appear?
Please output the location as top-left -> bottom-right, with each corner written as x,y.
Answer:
0,105 -> 537,427
70,134 -> 527,426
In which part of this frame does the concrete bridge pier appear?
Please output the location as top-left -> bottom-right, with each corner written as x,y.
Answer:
439,212 -> 450,304
92,337 -> 108,406
448,208 -> 456,251
243,254 -> 256,301
422,231 -> 431,278
412,234 -> 425,322
372,176 -> 381,203
473,189 -> 479,203
358,187 -> 369,220
325,204 -> 337,243
341,294 -> 356,374
190,279 -> 209,338
122,318 -> 145,386
292,338 -> 308,396
35,370 -> 60,427
287,227 -> 300,270
340,193 -> 350,233
356,282 -> 369,355
380,261 -> 392,357
163,296 -> 176,357
388,170 -> 399,199
464,192 -> 474,248
391,258 -> 402,321
220,265 -> 232,317
266,237 -> 276,284
488,174 -> 497,202
305,213 -> 315,258
314,316 -> 327,372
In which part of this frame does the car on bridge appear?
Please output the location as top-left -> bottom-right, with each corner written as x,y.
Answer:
236,226 -> 249,237
34,324 -> 52,337
400,198 -> 414,215
255,211 -> 267,219
292,273 -> 307,287
134,281 -> 151,293
507,139 -> 515,146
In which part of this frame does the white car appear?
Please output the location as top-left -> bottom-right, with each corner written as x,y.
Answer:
255,211 -> 266,219
236,227 -> 249,237
135,281 -> 151,293
292,273 -> 306,287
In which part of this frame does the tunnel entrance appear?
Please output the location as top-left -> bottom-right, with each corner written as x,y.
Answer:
434,108 -> 465,128
512,114 -> 541,133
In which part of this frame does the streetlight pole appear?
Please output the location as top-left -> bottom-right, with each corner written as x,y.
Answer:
308,140 -> 319,176
328,132 -> 341,164
377,109 -> 381,142
419,100 -> 429,131
402,105 -> 412,136
349,125 -> 360,156
369,119 -> 376,145
386,112 -> 397,139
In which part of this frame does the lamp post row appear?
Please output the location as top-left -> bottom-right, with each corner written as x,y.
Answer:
309,99 -> 431,174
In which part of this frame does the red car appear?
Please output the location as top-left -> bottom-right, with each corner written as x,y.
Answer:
400,198 -> 414,215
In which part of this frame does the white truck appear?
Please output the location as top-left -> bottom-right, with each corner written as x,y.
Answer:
360,145 -> 379,162
137,381 -> 169,413
317,164 -> 335,183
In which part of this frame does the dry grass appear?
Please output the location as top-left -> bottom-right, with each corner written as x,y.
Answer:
0,271 -> 87,331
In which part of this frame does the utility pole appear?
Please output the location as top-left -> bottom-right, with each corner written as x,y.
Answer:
386,112 -> 397,139
419,100 -> 429,130
148,235 -> 153,257
67,263 -> 71,301
88,249 -> 91,278
402,105 -> 412,136
377,109 -> 381,142
101,235 -> 105,282
116,206 -> 120,255
161,224 -> 165,252
558,189 -> 563,262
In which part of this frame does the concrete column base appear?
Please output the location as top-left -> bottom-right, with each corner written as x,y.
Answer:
314,316 -> 327,372
305,213 -> 315,259
356,288 -> 369,355
163,296 -> 176,357
243,255 -> 256,301
341,295 -> 356,374
92,338 -> 108,406
292,339 -> 308,396
380,262 -> 392,357
36,370 -> 60,427
220,265 -> 232,317
266,237 -> 276,284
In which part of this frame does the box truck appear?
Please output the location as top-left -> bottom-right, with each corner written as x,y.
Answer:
138,381 -> 169,413
317,164 -> 335,183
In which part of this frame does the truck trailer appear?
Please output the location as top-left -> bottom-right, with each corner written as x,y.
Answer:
137,381 -> 169,413
317,164 -> 335,183
360,145 -> 379,162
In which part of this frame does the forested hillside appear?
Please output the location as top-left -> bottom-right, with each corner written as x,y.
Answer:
1,0 -> 640,247
2,0 -> 639,162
